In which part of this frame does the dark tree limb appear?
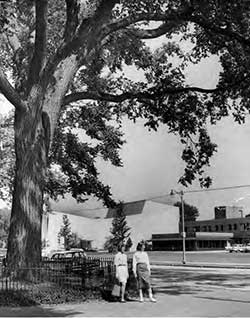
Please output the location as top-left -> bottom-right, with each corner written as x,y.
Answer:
131,22 -> 181,39
0,69 -> 26,112
102,4 -> 194,39
63,86 -> 218,105
27,0 -> 48,90
64,0 -> 80,42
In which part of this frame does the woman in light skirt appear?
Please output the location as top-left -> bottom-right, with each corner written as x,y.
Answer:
114,244 -> 129,302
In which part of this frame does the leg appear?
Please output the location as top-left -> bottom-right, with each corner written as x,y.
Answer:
139,288 -> 144,302
148,287 -> 156,302
121,282 -> 126,302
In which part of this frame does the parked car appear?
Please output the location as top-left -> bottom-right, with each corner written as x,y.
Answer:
242,243 -> 250,253
225,244 -> 233,253
46,249 -> 95,274
232,244 -> 244,252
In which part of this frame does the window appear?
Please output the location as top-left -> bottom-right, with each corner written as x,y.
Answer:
215,225 -> 219,231
208,226 -> 212,232
202,226 -> 207,232
220,225 -> 224,231
228,224 -> 232,231
234,224 -> 237,230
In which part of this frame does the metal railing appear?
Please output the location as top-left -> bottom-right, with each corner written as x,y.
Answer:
0,257 -> 133,292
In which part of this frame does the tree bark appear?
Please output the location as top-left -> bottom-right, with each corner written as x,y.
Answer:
6,105 -> 49,272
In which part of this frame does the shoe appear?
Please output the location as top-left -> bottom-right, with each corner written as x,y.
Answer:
150,298 -> 157,302
121,299 -> 126,303
139,298 -> 144,302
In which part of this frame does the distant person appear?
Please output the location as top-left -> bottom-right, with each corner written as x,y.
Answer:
133,241 -> 156,302
114,244 -> 129,302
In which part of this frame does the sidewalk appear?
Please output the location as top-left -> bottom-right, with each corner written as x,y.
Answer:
1,287 -> 250,317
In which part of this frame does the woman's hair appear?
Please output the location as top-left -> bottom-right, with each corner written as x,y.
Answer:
136,242 -> 145,251
117,244 -> 125,252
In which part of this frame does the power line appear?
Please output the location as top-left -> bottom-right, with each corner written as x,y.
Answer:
183,184 -> 250,195
143,184 -> 250,201
59,184 -> 250,213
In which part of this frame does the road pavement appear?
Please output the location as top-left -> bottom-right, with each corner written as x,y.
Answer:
1,265 -> 250,317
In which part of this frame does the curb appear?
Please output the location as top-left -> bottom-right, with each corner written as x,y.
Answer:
151,261 -> 250,269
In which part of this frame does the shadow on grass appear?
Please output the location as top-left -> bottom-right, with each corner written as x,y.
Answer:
0,306 -> 84,317
151,268 -> 250,296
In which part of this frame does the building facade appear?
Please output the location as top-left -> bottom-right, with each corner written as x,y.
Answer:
152,205 -> 249,251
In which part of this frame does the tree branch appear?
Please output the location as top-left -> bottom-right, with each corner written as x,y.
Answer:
64,0 -> 80,42
63,86 -> 218,105
27,0 -> 48,89
0,69 -> 26,112
102,4 -> 193,39
189,15 -> 250,48
131,22 -> 179,39
43,0 -> 118,83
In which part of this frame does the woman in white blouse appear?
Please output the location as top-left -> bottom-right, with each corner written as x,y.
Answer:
133,241 -> 156,302
114,244 -> 129,302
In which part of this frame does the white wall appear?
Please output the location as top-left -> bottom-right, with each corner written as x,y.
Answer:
42,201 -> 179,251
127,201 -> 179,247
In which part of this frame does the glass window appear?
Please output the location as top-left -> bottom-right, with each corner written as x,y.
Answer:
228,224 -> 232,231
220,225 -> 224,231
234,224 -> 237,230
215,225 -> 219,231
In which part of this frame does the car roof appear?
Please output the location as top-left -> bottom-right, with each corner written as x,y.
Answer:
52,250 -> 85,255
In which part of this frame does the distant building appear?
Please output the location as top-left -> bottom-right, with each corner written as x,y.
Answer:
214,206 -> 243,219
42,200 -> 179,252
152,205 -> 249,251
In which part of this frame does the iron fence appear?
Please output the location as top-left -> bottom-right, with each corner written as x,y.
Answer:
0,257 -> 133,292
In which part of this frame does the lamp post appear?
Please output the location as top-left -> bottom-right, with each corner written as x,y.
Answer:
170,189 -> 186,264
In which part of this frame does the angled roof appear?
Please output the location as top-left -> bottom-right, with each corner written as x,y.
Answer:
106,200 -> 146,218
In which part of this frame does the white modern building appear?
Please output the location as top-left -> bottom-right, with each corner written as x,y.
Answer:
42,200 -> 179,251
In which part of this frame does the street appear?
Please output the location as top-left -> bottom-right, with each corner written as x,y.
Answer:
1,265 -> 250,317
148,250 -> 250,265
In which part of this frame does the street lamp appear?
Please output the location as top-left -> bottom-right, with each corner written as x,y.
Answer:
170,189 -> 186,264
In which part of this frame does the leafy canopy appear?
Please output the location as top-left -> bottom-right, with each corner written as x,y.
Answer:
1,0 -> 250,204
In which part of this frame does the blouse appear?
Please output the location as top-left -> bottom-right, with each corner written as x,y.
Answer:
133,251 -> 150,274
114,252 -> 128,267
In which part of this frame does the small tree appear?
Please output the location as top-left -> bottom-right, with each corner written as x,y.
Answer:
58,214 -> 72,250
174,201 -> 199,222
105,202 -> 131,252
68,232 -> 82,249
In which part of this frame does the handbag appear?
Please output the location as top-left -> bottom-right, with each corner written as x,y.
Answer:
111,283 -> 121,297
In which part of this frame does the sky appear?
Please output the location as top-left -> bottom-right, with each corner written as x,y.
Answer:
1,49 -> 250,221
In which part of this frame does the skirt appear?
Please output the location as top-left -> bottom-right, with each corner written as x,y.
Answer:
136,263 -> 150,289
116,266 -> 129,284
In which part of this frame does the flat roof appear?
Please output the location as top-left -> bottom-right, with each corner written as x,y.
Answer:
152,232 -> 233,241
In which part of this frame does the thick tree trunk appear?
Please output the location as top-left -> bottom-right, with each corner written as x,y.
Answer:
6,106 -> 49,272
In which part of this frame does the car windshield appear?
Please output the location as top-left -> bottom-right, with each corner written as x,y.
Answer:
52,251 -> 86,259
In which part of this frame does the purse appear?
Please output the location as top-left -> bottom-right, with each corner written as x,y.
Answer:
111,283 -> 121,297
